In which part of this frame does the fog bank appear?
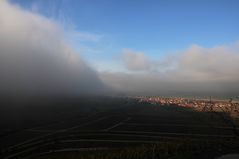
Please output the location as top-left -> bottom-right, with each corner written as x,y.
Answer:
0,1 -> 106,97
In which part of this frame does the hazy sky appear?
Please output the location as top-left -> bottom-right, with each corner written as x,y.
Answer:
1,0 -> 239,96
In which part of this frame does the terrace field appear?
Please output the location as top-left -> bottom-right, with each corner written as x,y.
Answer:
0,96 -> 239,159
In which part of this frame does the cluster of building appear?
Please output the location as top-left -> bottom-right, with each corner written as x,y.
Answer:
138,96 -> 239,114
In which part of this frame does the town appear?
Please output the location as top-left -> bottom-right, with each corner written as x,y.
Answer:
138,96 -> 239,117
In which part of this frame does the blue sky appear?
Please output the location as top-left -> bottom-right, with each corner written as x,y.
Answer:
10,0 -> 239,71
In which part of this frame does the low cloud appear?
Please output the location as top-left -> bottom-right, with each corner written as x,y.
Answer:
0,1 -> 106,97
102,43 -> 239,96
176,44 -> 239,81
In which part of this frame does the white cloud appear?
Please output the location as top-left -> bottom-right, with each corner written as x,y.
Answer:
121,49 -> 176,72
122,49 -> 152,71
